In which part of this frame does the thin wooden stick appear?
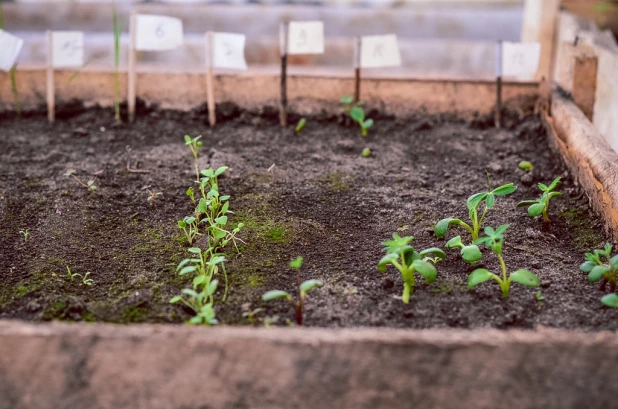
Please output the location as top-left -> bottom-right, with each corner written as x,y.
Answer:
279,22 -> 288,127
495,40 -> 502,129
46,30 -> 55,123
128,11 -> 137,123
206,31 -> 216,126
353,36 -> 361,103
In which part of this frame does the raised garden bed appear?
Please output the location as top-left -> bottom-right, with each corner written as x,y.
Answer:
0,100 -> 613,329
2,72 -> 618,409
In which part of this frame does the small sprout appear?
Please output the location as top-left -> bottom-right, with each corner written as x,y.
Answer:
468,225 -> 539,298
349,106 -> 374,137
19,229 -> 29,242
362,148 -> 371,158
535,290 -> 545,309
517,177 -> 562,223
186,187 -> 195,204
519,161 -> 534,171
295,118 -> 307,134
260,315 -> 280,328
261,257 -> 323,325
66,266 -> 94,286
377,234 -> 446,303
242,305 -> 264,325
184,134 -> 203,181
435,181 -> 516,262
64,169 -> 97,192
146,189 -> 163,203
580,243 -> 618,292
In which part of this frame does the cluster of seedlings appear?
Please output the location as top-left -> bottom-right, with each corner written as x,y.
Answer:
379,174 -> 618,309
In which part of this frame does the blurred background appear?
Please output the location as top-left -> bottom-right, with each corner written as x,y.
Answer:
2,0 -> 614,80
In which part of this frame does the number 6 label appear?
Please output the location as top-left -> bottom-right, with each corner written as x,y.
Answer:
135,14 -> 183,51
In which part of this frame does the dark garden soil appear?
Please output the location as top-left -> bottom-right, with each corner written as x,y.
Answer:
0,102 -> 614,330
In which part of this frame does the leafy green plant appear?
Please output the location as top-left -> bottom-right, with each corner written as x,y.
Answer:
295,118 -> 307,134
435,182 -> 517,262
146,189 -> 162,203
262,257 -> 323,325
66,266 -> 94,286
184,135 -> 203,181
112,1 -> 122,123
377,234 -> 446,303
519,161 -> 534,171
177,216 -> 200,245
340,95 -> 357,115
170,247 -> 227,325
64,169 -> 97,192
362,148 -> 371,158
580,243 -> 618,292
350,106 -> 374,137
468,225 -> 539,298
186,187 -> 196,205
601,293 -> 618,308
517,177 -> 562,222
19,229 -> 29,242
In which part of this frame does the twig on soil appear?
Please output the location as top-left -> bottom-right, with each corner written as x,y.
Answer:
127,159 -> 151,173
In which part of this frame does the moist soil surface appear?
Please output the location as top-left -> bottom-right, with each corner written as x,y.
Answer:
0,105 -> 614,330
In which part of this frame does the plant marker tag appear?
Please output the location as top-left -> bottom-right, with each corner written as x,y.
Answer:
51,31 -> 84,68
128,12 -> 184,122
501,41 -> 541,79
360,34 -> 401,69
0,29 -> 24,72
205,32 -> 247,127
287,21 -> 324,55
211,32 -> 247,70
279,22 -> 289,127
134,14 -> 183,51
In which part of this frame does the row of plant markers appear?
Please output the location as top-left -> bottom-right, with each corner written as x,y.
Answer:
377,177 -> 618,310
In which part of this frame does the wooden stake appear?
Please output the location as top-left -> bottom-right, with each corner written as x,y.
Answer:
46,30 -> 55,123
205,31 -> 216,127
353,36 -> 361,103
495,40 -> 502,129
128,11 -> 137,123
279,22 -> 288,127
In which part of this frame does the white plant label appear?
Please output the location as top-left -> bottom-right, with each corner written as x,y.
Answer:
52,31 -> 84,68
135,14 -> 183,51
287,21 -> 324,55
500,41 -> 541,79
360,34 -> 401,69
211,32 -> 247,70
0,29 -> 24,72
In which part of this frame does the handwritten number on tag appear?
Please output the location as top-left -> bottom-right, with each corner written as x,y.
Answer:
62,40 -> 79,57
373,43 -> 384,58
222,42 -> 233,57
297,29 -> 307,48
155,24 -> 166,39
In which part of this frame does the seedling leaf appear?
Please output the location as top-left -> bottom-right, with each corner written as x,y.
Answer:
262,290 -> 291,301
601,293 -> 618,308
290,256 -> 303,270
510,269 -> 539,287
300,279 -> 323,294
468,268 -> 493,289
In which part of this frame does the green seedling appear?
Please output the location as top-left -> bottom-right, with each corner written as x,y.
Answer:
112,1 -> 122,123
295,118 -> 307,134
362,148 -> 371,158
170,247 -> 228,325
519,161 -> 534,171
242,307 -> 264,325
66,266 -> 94,286
260,315 -> 280,328
535,290 -> 545,309
435,182 -> 517,262
146,190 -> 162,203
184,134 -> 203,181
468,225 -> 539,298
517,177 -> 562,222
377,234 -> 446,303
262,257 -> 323,325
350,106 -> 374,137
64,169 -> 97,192
19,229 -> 29,242
340,95 -> 358,115
186,187 -> 196,205
177,216 -> 200,245
580,243 -> 618,292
